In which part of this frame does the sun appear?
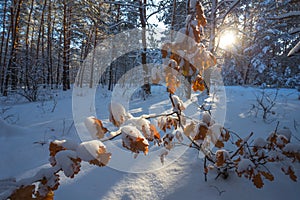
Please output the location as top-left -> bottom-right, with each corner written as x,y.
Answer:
219,31 -> 236,49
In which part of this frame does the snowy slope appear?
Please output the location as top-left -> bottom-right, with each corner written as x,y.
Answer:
0,86 -> 299,199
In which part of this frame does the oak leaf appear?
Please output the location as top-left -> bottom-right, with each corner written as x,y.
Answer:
282,166 -> 297,182
121,126 -> 149,155
215,150 -> 229,167
93,118 -> 108,139
235,139 -> 243,147
261,171 -> 274,181
214,140 -> 224,148
49,142 -> 65,157
192,75 -> 205,92
184,121 -> 196,137
10,185 -> 35,200
252,173 -> 264,188
194,124 -> 208,141
149,124 -> 160,140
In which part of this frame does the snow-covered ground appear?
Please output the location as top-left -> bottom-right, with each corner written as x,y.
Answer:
0,86 -> 299,200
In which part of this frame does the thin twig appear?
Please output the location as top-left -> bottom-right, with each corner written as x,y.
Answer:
144,111 -> 176,119
204,156 -> 208,182
230,132 -> 254,159
101,130 -> 122,142
209,185 -> 226,196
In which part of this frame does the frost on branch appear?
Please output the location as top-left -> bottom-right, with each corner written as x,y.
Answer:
121,125 -> 149,155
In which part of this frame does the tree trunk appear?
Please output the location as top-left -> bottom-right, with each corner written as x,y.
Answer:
24,0 -> 34,90
56,33 -> 62,88
62,0 -> 71,91
170,0 -> 176,41
4,0 -> 23,96
36,0 -> 47,61
89,25 -> 97,88
47,0 -> 53,88
0,0 -> 8,94
139,0 -> 150,95
208,0 -> 217,53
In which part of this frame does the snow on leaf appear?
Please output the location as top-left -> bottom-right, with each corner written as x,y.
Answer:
49,140 -> 78,157
109,102 -> 128,127
49,142 -> 66,157
54,150 -> 81,178
76,140 -> 111,166
276,135 -> 289,148
158,116 -> 178,132
277,128 -> 292,142
85,117 -> 108,139
183,121 -> 196,137
90,146 -> 111,167
215,150 -> 230,167
283,143 -> 300,154
126,117 -> 152,140
268,150 -> 285,162
254,137 -> 268,148
236,159 -> 255,174
36,176 -> 58,199
208,124 -> 223,144
121,125 -> 149,155
171,95 -> 185,112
